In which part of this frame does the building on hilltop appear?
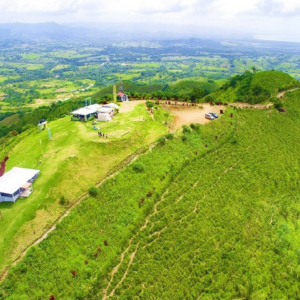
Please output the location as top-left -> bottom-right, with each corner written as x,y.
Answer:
117,92 -> 128,102
0,167 -> 40,202
117,77 -> 128,102
70,104 -> 102,122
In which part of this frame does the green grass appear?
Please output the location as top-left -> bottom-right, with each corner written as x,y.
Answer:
22,54 -> 41,60
2,90 -> 300,299
0,114 -> 19,126
211,70 -> 300,103
93,82 -> 165,99
0,76 -> 8,83
51,64 -> 70,72
0,103 -> 168,276
251,70 -> 299,94
167,79 -> 226,94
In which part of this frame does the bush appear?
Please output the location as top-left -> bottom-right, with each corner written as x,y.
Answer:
146,101 -> 154,110
274,100 -> 284,110
88,187 -> 98,197
182,135 -> 188,142
190,123 -> 201,133
157,136 -> 166,146
132,162 -> 145,173
59,196 -> 68,205
165,133 -> 174,140
182,125 -> 192,134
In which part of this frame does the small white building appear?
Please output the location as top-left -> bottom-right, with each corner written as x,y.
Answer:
98,113 -> 111,121
0,167 -> 40,202
97,107 -> 114,122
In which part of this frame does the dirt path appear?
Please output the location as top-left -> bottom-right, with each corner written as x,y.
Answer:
277,88 -> 299,99
101,189 -> 169,299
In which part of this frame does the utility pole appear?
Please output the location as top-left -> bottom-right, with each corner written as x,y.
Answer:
0,210 -> 3,221
113,85 -> 117,103
40,140 -> 44,157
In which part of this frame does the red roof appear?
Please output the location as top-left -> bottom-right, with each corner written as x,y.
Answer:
117,92 -> 124,97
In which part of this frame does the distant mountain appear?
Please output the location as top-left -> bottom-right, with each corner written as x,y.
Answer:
0,22 -> 253,44
0,22 -> 99,43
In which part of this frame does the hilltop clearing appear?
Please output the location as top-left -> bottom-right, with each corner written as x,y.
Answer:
92,79 -> 225,102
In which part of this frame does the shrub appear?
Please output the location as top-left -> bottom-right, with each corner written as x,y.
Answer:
274,100 -> 284,110
182,125 -> 192,134
59,196 -> 67,205
157,136 -> 166,146
190,123 -> 201,133
165,133 -> 174,140
132,162 -> 145,173
182,135 -> 188,142
88,187 -> 98,197
146,101 -> 154,110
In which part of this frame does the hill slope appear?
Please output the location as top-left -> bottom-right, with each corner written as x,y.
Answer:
2,90 -> 300,298
92,79 -> 225,100
211,70 -> 299,104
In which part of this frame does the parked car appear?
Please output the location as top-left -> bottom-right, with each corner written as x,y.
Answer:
205,113 -> 214,120
211,113 -> 219,118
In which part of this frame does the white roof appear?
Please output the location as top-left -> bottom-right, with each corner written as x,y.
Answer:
88,104 -> 102,110
99,107 -> 113,113
0,167 -> 40,194
103,103 -> 119,109
71,104 -> 102,116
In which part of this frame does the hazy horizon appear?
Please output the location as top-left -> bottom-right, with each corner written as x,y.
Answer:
0,0 -> 300,43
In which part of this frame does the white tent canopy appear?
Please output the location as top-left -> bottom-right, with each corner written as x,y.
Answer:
0,167 -> 40,194
71,104 -> 102,116
71,107 -> 96,116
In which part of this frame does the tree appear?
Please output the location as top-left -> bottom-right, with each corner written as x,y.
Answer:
190,87 -> 208,103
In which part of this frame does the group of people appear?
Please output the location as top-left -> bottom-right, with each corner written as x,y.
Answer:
98,131 -> 108,138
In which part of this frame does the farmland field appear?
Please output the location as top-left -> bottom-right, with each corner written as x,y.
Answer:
0,38 -> 300,111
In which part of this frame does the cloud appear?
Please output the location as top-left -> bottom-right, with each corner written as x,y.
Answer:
0,0 -> 299,42
137,2 -> 189,15
258,0 -> 300,16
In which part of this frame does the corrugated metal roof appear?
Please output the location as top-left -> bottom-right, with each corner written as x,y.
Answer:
0,167 -> 40,194
71,104 -> 102,116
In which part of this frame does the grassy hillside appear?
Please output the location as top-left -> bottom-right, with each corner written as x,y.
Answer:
0,103 -> 167,278
2,89 -> 300,298
92,79 -> 226,101
211,70 -> 299,104
251,70 -> 299,93
0,114 -> 19,127
165,79 -> 225,94
92,82 -> 165,99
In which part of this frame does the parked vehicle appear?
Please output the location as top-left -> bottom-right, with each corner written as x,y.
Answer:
211,113 -> 219,118
205,113 -> 214,120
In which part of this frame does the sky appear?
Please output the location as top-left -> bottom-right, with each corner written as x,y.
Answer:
0,0 -> 300,42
